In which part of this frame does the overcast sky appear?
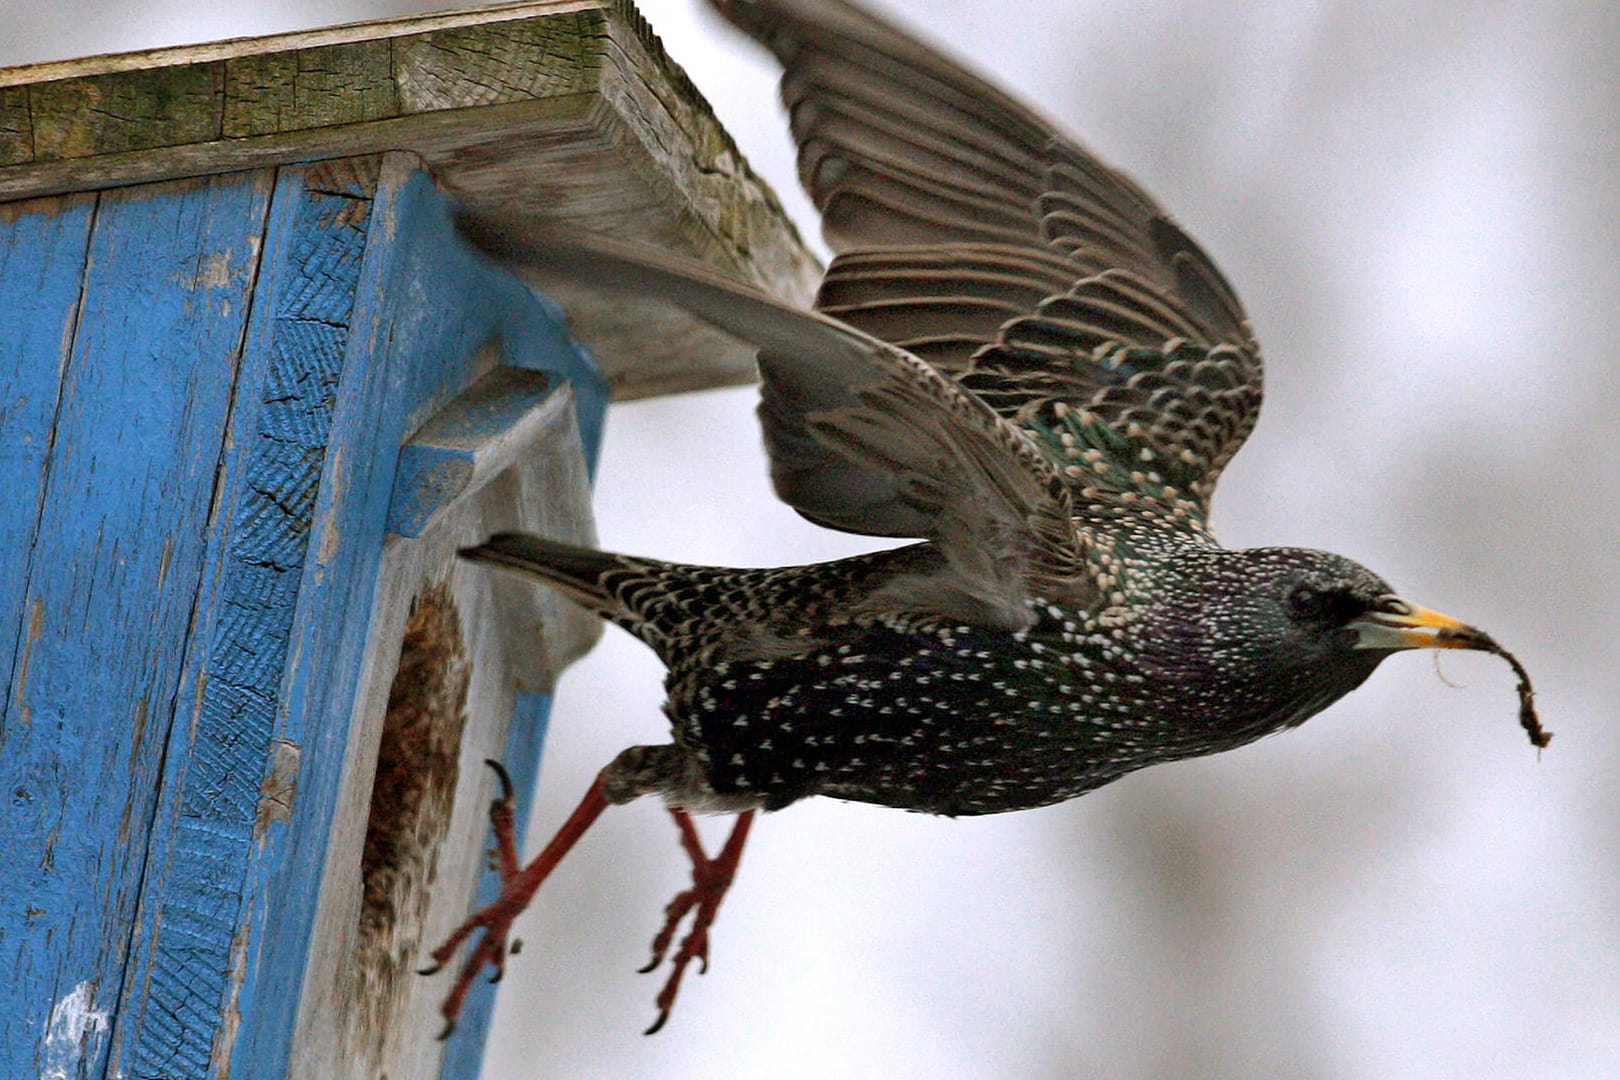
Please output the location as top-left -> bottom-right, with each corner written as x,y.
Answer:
7,2 -> 1618,1078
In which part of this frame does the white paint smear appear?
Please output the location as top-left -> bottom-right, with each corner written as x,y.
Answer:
41,981 -> 111,1080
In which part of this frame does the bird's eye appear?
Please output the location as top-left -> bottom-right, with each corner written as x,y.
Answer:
1288,585 -> 1330,619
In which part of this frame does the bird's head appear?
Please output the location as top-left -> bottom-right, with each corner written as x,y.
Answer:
1139,546 -> 1505,741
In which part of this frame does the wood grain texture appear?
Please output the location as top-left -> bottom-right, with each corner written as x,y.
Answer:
0,169 -> 273,1080
388,365 -> 567,538
0,192 -> 92,698
0,0 -> 819,399
105,157 -> 383,1080
220,154 -> 602,1078
1,153 -> 608,1077
31,63 -> 226,159
299,391 -> 598,1079
223,43 -> 398,138
0,84 -> 34,164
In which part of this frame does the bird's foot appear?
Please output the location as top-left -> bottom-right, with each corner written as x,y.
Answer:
638,808 -> 756,1035
421,761 -> 609,1039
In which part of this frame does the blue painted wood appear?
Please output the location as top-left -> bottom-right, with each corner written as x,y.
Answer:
439,687 -> 557,1080
500,286 -> 605,475
0,193 -> 93,699
387,365 -> 560,538
219,155 -> 604,1078
0,171 -> 274,1080
109,156 -> 385,1080
1,153 -> 607,1079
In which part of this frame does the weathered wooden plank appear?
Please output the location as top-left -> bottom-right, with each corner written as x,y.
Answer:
223,42 -> 398,138
388,365 -> 565,538
107,157 -> 384,1080
0,1 -> 609,86
0,3 -> 609,157
0,84 -> 31,164
0,169 -> 272,1080
31,62 -> 226,159
392,10 -> 606,110
0,154 -> 615,1078
298,376 -> 598,1079
213,152 -> 602,1078
0,0 -> 820,400
0,193 -> 92,697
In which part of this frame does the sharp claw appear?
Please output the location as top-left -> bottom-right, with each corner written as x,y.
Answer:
425,775 -> 613,1038
430,780 -> 748,1037
417,961 -> 444,977
484,758 -> 515,802
631,809 -> 754,1033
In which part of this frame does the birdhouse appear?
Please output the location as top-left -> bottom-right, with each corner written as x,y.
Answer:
0,2 -> 815,1077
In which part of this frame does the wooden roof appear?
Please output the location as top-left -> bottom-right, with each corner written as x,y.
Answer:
0,0 -> 818,398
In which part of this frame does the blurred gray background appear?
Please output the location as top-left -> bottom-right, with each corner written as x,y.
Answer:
6,1 -> 1616,1076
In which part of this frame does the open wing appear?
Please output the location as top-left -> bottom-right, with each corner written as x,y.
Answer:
456,215 -> 1093,627
710,0 -> 1263,513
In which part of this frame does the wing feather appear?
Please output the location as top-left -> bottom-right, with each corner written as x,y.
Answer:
456,214 -> 1093,627
711,0 -> 1265,516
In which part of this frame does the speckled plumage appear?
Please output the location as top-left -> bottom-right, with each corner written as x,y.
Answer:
472,534 -> 1405,821
431,0 -> 1539,1034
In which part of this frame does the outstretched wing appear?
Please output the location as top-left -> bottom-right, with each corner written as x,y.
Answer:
456,216 -> 1093,627
710,0 -> 1263,514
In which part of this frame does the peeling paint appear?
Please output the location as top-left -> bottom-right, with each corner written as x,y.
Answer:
255,738 -> 301,836
193,250 -> 235,289
316,445 -> 344,567
13,596 -> 45,727
41,981 -> 111,1080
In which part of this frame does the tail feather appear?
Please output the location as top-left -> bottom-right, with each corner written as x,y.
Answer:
460,533 -> 627,615
463,531 -> 950,667
461,533 -> 705,661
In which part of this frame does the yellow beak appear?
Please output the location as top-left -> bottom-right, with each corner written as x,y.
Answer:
1349,596 -> 1548,749
1349,600 -> 1494,652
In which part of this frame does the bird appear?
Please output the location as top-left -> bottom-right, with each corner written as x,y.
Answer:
424,0 -> 1545,1036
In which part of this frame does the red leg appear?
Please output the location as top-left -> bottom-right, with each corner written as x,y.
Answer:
639,808 -> 756,1035
422,760 -> 610,1039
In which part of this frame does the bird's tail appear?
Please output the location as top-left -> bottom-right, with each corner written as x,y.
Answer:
460,532 -> 628,610
460,531 -> 698,658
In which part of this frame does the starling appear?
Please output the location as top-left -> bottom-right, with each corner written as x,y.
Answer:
426,0 -> 1544,1035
